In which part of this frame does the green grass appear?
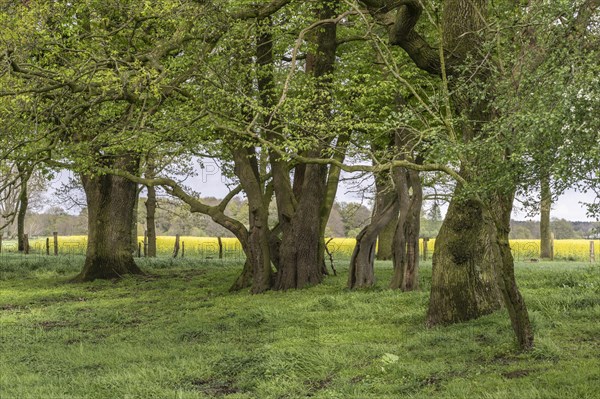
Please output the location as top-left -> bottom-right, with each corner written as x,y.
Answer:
0,255 -> 599,398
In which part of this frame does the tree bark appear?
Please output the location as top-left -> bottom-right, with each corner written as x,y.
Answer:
16,174 -> 28,253
273,1 -> 338,290
489,191 -> 534,350
348,194 -> 399,289
275,161 -> 328,290
390,167 -> 422,291
426,193 -> 502,326
145,159 -> 158,258
540,173 -> 552,259
231,145 -> 273,293
74,160 -> 144,281
131,184 -> 139,253
374,173 -> 397,261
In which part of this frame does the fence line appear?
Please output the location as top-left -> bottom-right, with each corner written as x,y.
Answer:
0,236 -> 598,263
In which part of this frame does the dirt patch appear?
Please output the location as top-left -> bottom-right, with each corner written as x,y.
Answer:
420,375 -> 442,388
189,379 -> 241,396
350,375 -> 364,384
306,374 -> 334,395
491,352 -> 519,365
0,304 -> 23,311
501,369 -> 533,379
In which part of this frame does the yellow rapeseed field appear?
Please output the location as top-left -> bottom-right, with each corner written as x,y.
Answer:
4,236 -> 598,262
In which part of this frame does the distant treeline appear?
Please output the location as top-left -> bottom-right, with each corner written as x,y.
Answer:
5,197 -> 598,240
510,219 -> 599,239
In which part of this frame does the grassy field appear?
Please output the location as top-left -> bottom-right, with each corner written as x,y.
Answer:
0,255 -> 599,398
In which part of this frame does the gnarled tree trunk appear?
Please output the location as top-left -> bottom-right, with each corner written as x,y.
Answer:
348,194 -> 399,289
390,168 -> 422,291
426,193 -> 502,325
490,192 -> 534,349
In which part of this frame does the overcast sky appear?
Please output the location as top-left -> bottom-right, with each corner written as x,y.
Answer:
46,163 -> 599,222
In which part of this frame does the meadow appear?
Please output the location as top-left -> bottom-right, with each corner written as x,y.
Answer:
0,255 -> 599,398
4,236 -> 599,262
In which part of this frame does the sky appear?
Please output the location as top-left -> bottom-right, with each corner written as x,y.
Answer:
46,162 -> 599,222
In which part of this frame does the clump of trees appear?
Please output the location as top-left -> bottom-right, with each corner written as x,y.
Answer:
1,0 -> 598,351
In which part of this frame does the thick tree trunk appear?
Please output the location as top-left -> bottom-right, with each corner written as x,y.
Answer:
275,162 -> 327,290
540,174 -> 552,259
348,195 -> 399,289
426,193 -> 502,326
390,168 -> 422,291
273,1 -> 337,290
489,192 -> 534,350
74,169 -> 144,281
145,184 -> 157,257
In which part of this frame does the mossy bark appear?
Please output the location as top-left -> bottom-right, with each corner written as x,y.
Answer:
489,192 -> 534,350
426,194 -> 502,326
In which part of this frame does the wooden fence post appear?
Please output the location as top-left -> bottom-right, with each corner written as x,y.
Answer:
46,238 -> 50,255
217,237 -> 223,259
182,241 -> 185,258
53,232 -> 58,255
591,241 -> 595,263
0,234 -> 3,254
422,238 -> 429,261
550,233 -> 555,260
173,234 -> 180,258
24,234 -> 29,255
138,242 -> 142,258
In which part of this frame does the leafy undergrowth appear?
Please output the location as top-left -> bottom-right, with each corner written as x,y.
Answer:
0,255 -> 599,398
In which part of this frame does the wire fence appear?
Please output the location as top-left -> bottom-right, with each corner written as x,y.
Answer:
0,237 -> 598,263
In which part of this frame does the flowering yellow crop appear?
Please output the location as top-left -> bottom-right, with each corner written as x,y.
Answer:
3,236 -> 598,262
510,239 -> 600,262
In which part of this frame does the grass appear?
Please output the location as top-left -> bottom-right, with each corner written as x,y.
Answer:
0,254 -> 599,398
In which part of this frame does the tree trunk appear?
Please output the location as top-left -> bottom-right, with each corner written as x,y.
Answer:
390,168 -> 423,291
374,175 -> 397,261
131,184 -> 139,253
231,146 -> 273,293
426,193 -> 502,326
273,1 -> 337,290
74,168 -> 144,281
229,259 -> 253,291
16,176 -> 28,253
489,191 -> 534,350
145,184 -> 157,257
540,173 -> 552,259
348,195 -> 399,289
275,162 -> 327,290
319,134 -> 350,274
